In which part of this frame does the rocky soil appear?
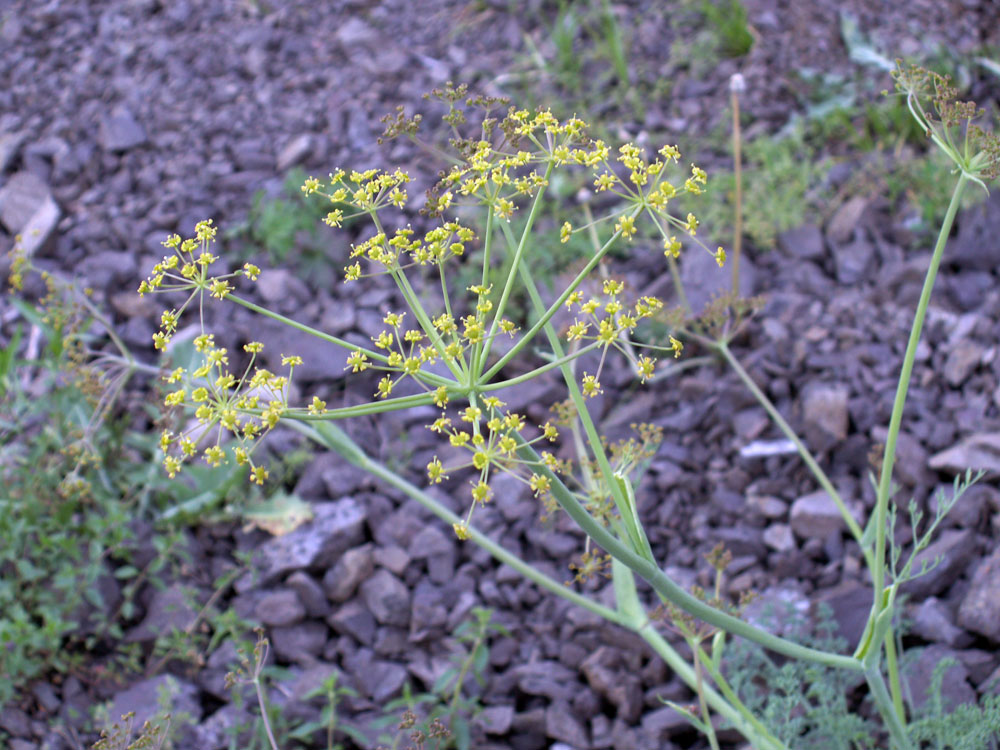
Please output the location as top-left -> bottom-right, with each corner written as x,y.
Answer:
2,1 -> 1000,749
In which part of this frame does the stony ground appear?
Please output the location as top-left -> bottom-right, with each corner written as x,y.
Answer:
2,1 -> 1000,749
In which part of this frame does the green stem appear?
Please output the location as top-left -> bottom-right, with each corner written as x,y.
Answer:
872,173 -> 966,599
481,161 -> 555,366
516,437 -> 862,672
481,222 -> 624,382
714,340 -> 870,564
866,666 -> 915,750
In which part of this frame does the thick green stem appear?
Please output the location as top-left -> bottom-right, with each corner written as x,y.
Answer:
516,437 -> 862,672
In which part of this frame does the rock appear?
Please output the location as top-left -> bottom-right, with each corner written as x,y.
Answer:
801,382 -> 849,446
235,498 -> 366,592
900,645 -> 976,714
0,706 -> 32,737
903,529 -> 976,599
407,525 -> 456,584
946,191 -> 1000,272
285,571 -> 330,618
641,705 -> 689,740
777,223 -> 825,261
276,134 -> 314,172
0,132 -> 24,173
125,583 -> 200,642
0,170 -> 53,233
581,647 -> 644,723
270,621 -> 328,664
834,235 -> 875,285
515,661 -> 578,702
190,704 -> 253,750
328,598 -> 377,645
929,432 -> 1000,476
323,543 -> 374,602
789,490 -> 856,540
374,544 -> 411,575
99,107 -> 148,152
943,339 -> 984,386
255,268 -> 311,306
254,589 -> 306,627
359,569 -> 410,627
104,675 -> 201,735
826,196 -> 867,245
477,705 -> 514,735
343,649 -> 407,702
957,546 -> 1000,641
545,700 -> 589,748
763,523 -> 796,551
909,597 -> 971,648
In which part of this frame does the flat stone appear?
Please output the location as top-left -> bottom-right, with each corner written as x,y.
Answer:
190,704 -> 253,750
813,580 -> 871,650
640,705 -> 689,739
801,382 -> 849,445
826,195 -> 867,245
763,523 -> 796,551
476,705 -> 514,735
276,134 -> 314,172
545,700 -> 589,748
125,583 -> 200,642
104,675 -> 200,735
285,571 -> 330,618
327,598 -> 376,645
322,543 -> 374,603
235,498 -> 366,592
99,106 -> 148,152
254,589 -> 306,627
581,647 -> 644,723
958,546 -> 1000,640
360,569 -> 410,626
929,432 -> 1000,476
789,489 -> 856,540
910,597 -> 971,648
0,132 -> 25,173
943,339 -> 984,386
776,223 -> 825,261
901,645 -> 976,714
903,528 -> 976,599
0,170 -> 52,234
834,235 -> 875,285
270,621 -> 328,664
515,661 -> 577,701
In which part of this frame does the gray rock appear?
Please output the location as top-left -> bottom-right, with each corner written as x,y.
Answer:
641,705 -> 689,740
834,235 -> 875,285
946,191 -> 1000,272
0,706 -> 32,737
679,239 -> 756,316
285,571 -> 330,618
270,621 -> 328,664
343,650 -> 407,702
958,546 -> 1000,641
0,132 -> 25,173
789,490 -> 857,540
125,583 -> 200,643
373,544 -> 411,575
904,528 -> 976,599
943,339 -> 984,386
408,525 -> 456,584
476,705 -> 514,735
515,661 -> 577,701
826,196 -> 867,245
801,382 -> 849,445
327,598 -> 376,645
901,645 -> 976,714
276,134 -> 314,172
323,543 -> 374,603
813,581 -> 872,651
190,704 -> 253,750
909,597 -> 971,648
777,223 -> 825,261
0,170 -> 55,234
104,675 -> 201,735
360,569 -> 410,626
545,700 -> 589,748
235,498 -> 366,592
581,647 -> 644,723
256,268 -> 311,306
929,432 -> 1000,476
254,589 -> 306,627
763,523 -> 796,551
99,107 -> 148,152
